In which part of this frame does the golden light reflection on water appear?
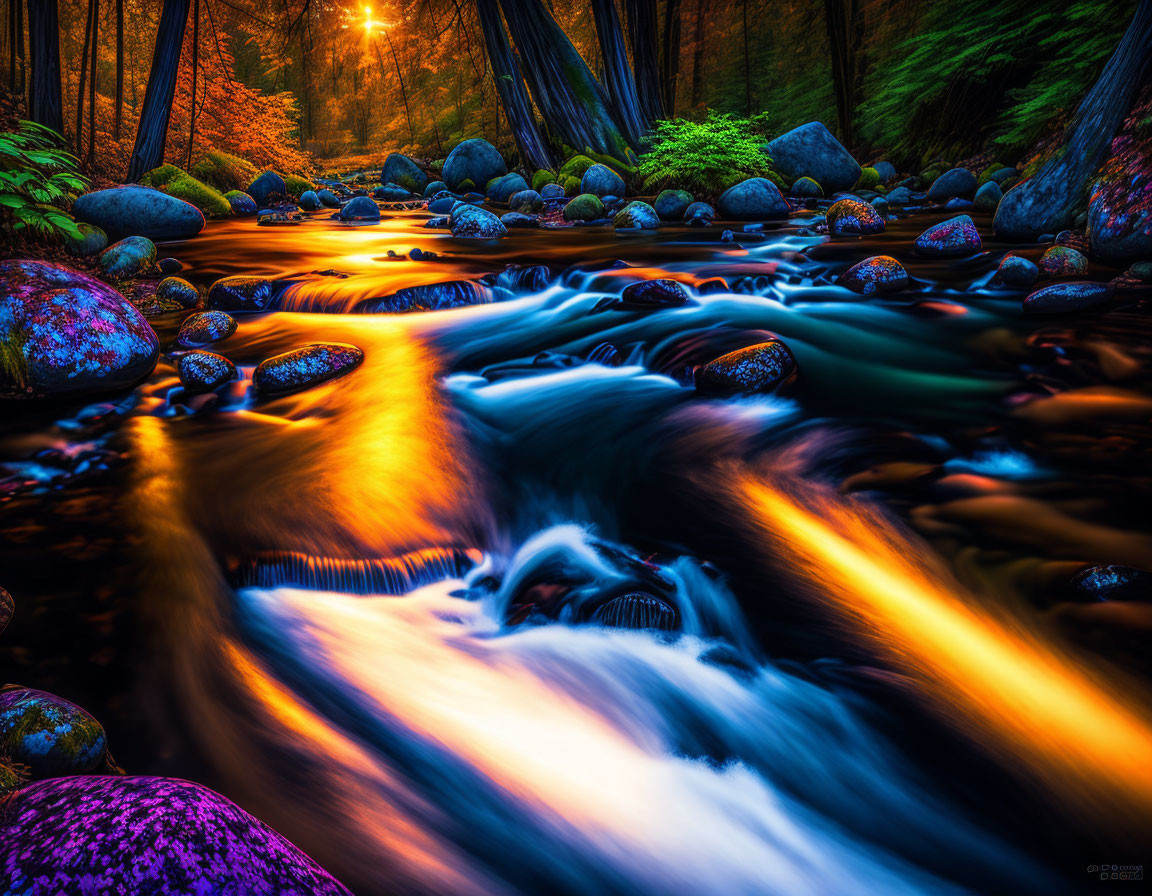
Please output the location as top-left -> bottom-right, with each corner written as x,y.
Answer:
732,473 -> 1152,824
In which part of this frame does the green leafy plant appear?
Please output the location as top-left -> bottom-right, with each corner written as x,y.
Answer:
0,121 -> 88,243
638,113 -> 774,195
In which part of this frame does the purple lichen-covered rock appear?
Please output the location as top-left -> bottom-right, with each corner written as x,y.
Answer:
206,276 -> 276,312
73,185 -> 206,241
695,340 -> 796,394
1023,282 -> 1114,313
994,254 -> 1039,288
1038,245 -> 1088,279
826,198 -> 885,236
0,260 -> 159,399
253,343 -> 364,396
839,255 -> 908,295
915,215 -> 982,256
177,311 -> 237,348
0,687 -> 107,776
177,350 -> 236,393
0,776 -> 353,895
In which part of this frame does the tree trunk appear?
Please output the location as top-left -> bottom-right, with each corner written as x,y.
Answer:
114,0 -> 123,138
661,0 -> 681,115
741,0 -> 750,115
383,31 -> 415,146
87,0 -> 98,162
496,0 -> 631,161
994,0 -> 1152,239
186,0 -> 198,169
27,0 -> 63,134
76,0 -> 94,151
825,0 -> 860,148
127,0 -> 191,182
690,0 -> 710,108
590,0 -> 647,146
625,0 -> 662,122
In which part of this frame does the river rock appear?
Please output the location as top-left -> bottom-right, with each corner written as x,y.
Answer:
563,193 -> 605,222
887,186 -> 914,205
0,586 -> 12,636
254,343 -> 364,395
509,189 -> 544,213
826,198 -> 885,236
717,177 -> 789,220
973,181 -> 1003,213
0,260 -> 159,398
1038,245 -> 1088,278
873,161 -> 897,184
695,340 -> 796,395
487,172 -> 529,203
207,276 -> 276,311
428,196 -> 456,214
450,204 -> 507,238
63,222 -> 108,258
177,310 -> 236,347
336,196 -> 380,222
177,350 -> 236,392
99,236 -> 157,278
382,152 -> 427,194
684,201 -> 715,225
765,122 -> 860,194
994,254 -> 1039,287
0,687 -> 107,776
540,182 -> 567,201
422,180 -> 447,198
73,185 -> 205,241
839,255 -> 908,294
356,280 -> 495,313
247,170 -> 287,206
157,257 -> 183,274
298,190 -> 321,211
1070,565 -> 1152,601
0,776 -> 353,894
655,189 -> 693,221
317,189 -> 341,208
614,201 -> 659,230
443,138 -> 506,192
1023,282 -> 1113,313
156,276 -> 198,308
1087,179 -> 1152,264
619,278 -> 690,308
580,164 -> 626,198
225,190 -> 257,217
927,168 -> 977,203
915,215 -> 982,256
500,212 -> 538,228
789,176 -> 823,199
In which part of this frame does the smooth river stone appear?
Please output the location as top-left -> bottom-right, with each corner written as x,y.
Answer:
695,340 -> 796,394
915,215 -> 982,256
839,255 -> 908,294
1023,282 -> 1114,313
177,350 -> 237,393
253,343 -> 364,395
177,310 -> 237,347
0,687 -> 107,776
826,198 -> 885,236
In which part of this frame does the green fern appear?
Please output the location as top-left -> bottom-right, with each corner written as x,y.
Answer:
638,113 -> 774,196
0,121 -> 88,243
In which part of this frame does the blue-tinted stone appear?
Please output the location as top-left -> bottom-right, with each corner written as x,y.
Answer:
0,687 -> 106,776
253,343 -> 364,395
695,340 -> 796,394
177,350 -> 236,392
915,215 -> 982,256
177,310 -> 237,347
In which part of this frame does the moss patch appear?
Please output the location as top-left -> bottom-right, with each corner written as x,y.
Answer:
140,164 -> 231,217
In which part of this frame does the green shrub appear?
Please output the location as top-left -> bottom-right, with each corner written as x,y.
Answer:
0,121 -> 87,243
190,150 -> 259,193
283,174 -> 314,198
532,169 -> 556,192
855,167 -> 880,191
141,164 -> 231,217
638,112 -> 775,195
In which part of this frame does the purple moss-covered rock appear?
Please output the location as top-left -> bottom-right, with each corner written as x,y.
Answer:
0,586 -> 12,636
915,215 -> 982,256
177,311 -> 237,348
1023,282 -> 1114,313
695,340 -> 796,395
72,185 -> 205,241
177,350 -> 236,393
839,255 -> 908,294
206,276 -> 276,312
253,343 -> 364,396
826,198 -> 885,236
98,236 -> 157,279
1038,245 -> 1088,279
0,687 -> 107,776
0,775 -> 353,895
619,278 -> 691,308
994,254 -> 1039,288
0,260 -> 159,399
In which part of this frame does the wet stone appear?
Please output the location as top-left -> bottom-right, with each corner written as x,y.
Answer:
0,686 -> 107,777
177,350 -> 237,393
1038,245 -> 1088,279
695,340 -> 796,395
1023,281 -> 1114,313
206,276 -> 276,312
156,277 -> 199,309
177,310 -> 237,347
839,255 -> 908,295
253,343 -> 365,396
826,198 -> 885,236
915,215 -> 982,256
618,278 -> 691,308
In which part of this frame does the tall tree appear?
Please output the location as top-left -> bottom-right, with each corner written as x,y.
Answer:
496,0 -> 632,160
76,0 -> 95,152
27,0 -> 63,133
590,0 -> 647,146
995,0 -> 1152,239
127,0 -> 191,182
86,0 -> 98,163
661,0 -> 681,114
825,0 -> 862,147
624,0 -> 663,121
8,0 -> 24,95
186,0 -> 198,169
689,0 -> 711,108
114,0 -> 123,138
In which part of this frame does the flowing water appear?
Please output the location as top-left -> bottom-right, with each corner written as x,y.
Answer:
2,203 -> 1151,894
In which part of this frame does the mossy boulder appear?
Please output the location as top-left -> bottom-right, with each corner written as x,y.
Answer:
0,686 -> 108,776
789,177 -> 823,199
99,236 -> 157,279
442,138 -> 506,192
141,164 -> 231,218
613,201 -> 659,230
283,174 -> 314,199
559,175 -> 581,195
381,153 -> 427,194
562,193 -> 606,222
654,189 -> 693,221
73,185 -> 205,241
532,169 -> 556,192
190,150 -> 259,193
855,167 -> 880,192
224,190 -> 257,217
559,155 -> 597,180
63,222 -> 108,258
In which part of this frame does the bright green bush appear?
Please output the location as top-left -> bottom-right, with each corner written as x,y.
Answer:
283,174 -> 314,198
0,121 -> 87,243
141,164 -> 231,217
638,112 -> 775,195
190,150 -> 259,193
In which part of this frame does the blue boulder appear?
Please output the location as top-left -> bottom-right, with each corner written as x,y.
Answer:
927,168 -> 977,203
580,164 -> 626,199
915,215 -> 982,256
381,153 -> 427,193
488,172 -> 529,202
73,185 -> 205,241
99,235 -> 157,278
716,178 -> 789,220
443,139 -> 506,192
765,122 -> 860,194
338,196 -> 381,222
247,171 -> 287,206
654,189 -> 693,221
450,204 -> 507,238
